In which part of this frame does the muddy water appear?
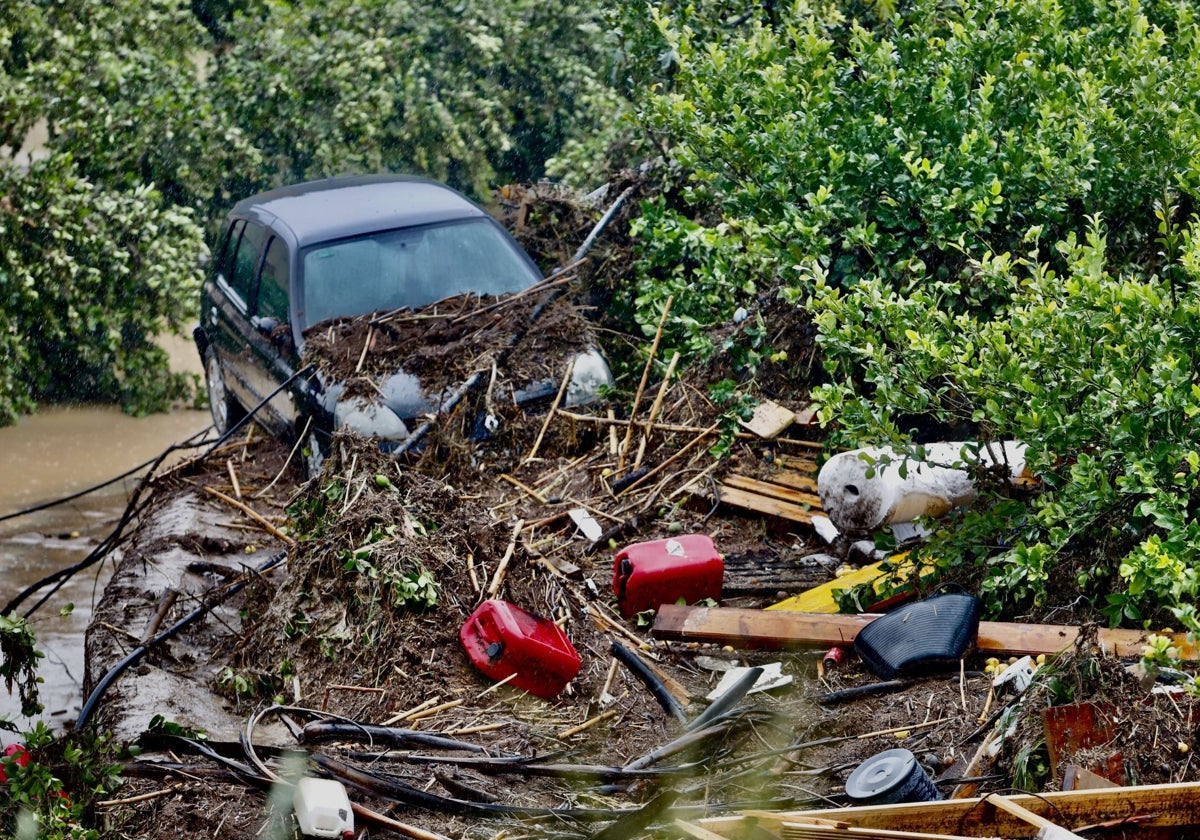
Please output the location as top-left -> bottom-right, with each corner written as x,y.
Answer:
0,338 -> 211,731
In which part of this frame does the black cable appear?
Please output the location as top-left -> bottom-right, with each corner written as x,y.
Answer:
75,551 -> 287,730
610,641 -> 688,724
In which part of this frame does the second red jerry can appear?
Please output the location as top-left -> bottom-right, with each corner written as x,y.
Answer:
459,599 -> 581,699
612,534 -> 724,617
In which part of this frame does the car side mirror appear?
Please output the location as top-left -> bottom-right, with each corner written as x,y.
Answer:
252,315 -> 280,334
251,315 -> 290,347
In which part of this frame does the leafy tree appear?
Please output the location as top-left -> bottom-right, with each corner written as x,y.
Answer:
210,0 -> 622,200
0,157 -> 206,423
813,217 -> 1200,628
628,0 -> 1200,345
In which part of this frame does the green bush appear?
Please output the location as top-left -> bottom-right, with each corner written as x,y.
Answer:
0,157 -> 205,423
210,0 -> 621,200
812,217 -> 1200,627
630,0 -> 1200,339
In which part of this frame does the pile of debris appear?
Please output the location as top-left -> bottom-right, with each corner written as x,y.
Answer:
82,181 -> 1200,840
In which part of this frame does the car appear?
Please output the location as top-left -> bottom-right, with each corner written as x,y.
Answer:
194,174 -> 613,474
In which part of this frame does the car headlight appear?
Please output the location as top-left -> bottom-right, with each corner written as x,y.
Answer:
564,348 -> 614,407
334,396 -> 410,440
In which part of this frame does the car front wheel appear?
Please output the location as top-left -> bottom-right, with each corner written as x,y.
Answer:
205,351 -> 245,436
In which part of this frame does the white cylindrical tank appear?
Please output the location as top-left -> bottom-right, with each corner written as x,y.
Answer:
293,777 -> 354,839
817,441 -> 1028,534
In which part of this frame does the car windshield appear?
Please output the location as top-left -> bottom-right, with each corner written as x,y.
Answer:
300,217 -> 541,328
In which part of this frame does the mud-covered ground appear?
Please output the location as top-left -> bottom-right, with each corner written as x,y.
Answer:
81,181 -> 1200,840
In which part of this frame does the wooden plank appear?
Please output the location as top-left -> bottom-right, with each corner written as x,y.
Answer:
762,469 -> 819,494
1063,765 -> 1121,791
705,484 -> 817,525
696,781 -> 1200,838
775,453 -> 819,471
723,474 -> 822,507
739,399 -> 797,438
651,605 -> 1200,661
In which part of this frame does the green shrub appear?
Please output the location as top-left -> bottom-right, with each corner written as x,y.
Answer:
0,158 -> 205,423
812,217 -> 1200,627
629,0 -> 1200,342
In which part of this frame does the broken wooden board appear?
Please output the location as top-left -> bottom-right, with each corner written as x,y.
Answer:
699,458 -> 823,526
1063,765 -> 1121,791
1043,702 -> 1124,785
695,780 -> 1200,838
651,605 -> 1200,661
765,551 -> 938,614
739,399 -> 797,438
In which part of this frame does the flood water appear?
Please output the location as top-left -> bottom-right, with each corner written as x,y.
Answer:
0,338 -> 211,731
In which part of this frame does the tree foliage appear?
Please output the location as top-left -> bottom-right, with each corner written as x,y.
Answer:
0,0 -> 628,423
630,0 -> 1200,343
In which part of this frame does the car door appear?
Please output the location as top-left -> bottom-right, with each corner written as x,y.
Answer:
240,234 -> 301,437
205,218 -> 264,413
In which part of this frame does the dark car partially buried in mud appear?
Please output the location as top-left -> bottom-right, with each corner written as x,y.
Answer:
194,174 -> 613,474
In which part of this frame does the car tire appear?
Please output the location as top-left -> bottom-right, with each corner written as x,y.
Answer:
205,351 -> 245,436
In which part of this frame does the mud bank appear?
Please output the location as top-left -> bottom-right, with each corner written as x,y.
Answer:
83,492 -> 288,744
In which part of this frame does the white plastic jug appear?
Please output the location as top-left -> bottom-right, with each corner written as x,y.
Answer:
293,777 -> 354,839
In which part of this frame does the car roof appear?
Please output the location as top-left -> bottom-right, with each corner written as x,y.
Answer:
230,175 -> 488,248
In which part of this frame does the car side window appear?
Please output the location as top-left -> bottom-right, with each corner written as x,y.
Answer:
230,221 -> 267,304
217,220 -> 244,284
257,236 -> 290,323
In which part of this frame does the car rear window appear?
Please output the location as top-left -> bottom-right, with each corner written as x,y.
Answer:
300,218 -> 540,328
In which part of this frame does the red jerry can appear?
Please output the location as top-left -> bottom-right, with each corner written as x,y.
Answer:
612,534 -> 723,617
459,600 -> 581,699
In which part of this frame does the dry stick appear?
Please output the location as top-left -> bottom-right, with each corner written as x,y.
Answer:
633,351 -> 681,471
599,657 -> 620,703
499,473 -> 548,504
226,459 -> 242,501
486,519 -> 525,597
95,784 -> 184,808
618,295 -> 674,474
466,551 -> 480,593
578,597 -> 647,650
138,589 -> 179,646
447,268 -> 582,325
354,324 -> 375,374
619,422 -> 720,497
353,804 -> 452,840
443,723 -> 506,736
239,423 -> 254,463
384,697 -> 440,726
558,409 -> 826,448
524,358 -> 575,464
408,699 -> 464,721
670,460 -> 723,500
256,415 -> 311,498
558,709 -> 618,739
201,485 -> 296,546
475,672 -> 519,698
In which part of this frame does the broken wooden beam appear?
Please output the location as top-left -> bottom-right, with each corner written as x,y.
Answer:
651,605 -> 1200,660
695,781 -> 1200,838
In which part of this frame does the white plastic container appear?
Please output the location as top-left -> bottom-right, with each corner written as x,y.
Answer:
293,777 -> 354,839
817,441 -> 1028,533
